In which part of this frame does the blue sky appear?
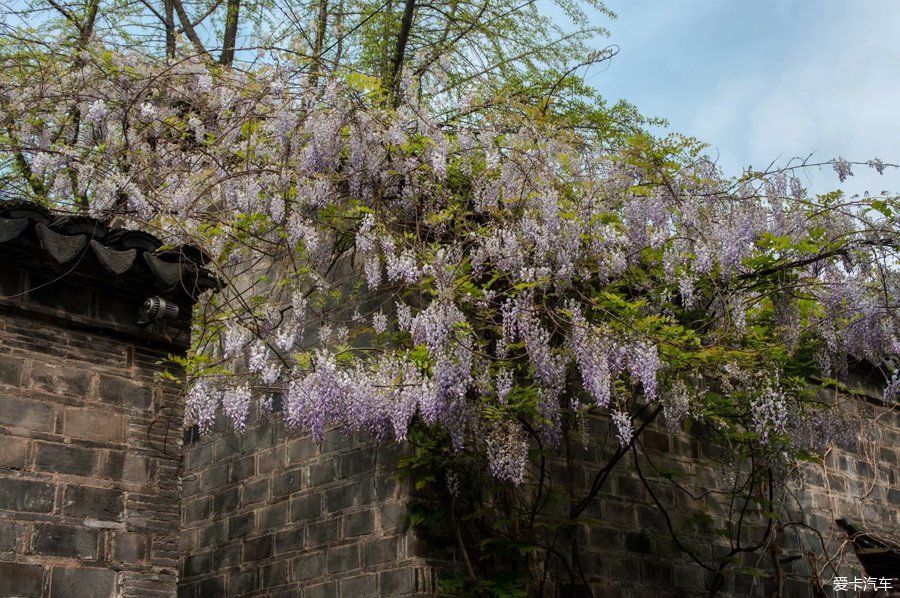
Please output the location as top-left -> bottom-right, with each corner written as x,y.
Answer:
555,0 -> 900,195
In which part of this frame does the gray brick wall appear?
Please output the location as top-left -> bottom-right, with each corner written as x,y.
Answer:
0,309 -> 185,597
180,392 -> 898,598
179,416 -> 437,597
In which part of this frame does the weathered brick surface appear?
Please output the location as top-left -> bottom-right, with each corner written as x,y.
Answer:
528,401 -> 900,597
0,308 -> 185,597
179,414 -> 435,597
180,393 -> 898,598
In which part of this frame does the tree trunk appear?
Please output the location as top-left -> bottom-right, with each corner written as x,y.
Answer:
165,0 -> 175,59
387,0 -> 416,106
219,0 -> 241,65
309,0 -> 328,89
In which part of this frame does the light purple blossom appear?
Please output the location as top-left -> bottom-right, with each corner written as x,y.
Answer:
611,410 -> 633,447
626,341 -> 661,401
485,420 -> 528,484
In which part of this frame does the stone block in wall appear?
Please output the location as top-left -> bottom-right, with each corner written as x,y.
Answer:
241,478 -> 269,506
379,567 -> 416,596
344,509 -> 375,538
212,487 -> 240,516
98,375 -> 151,411
101,451 -> 151,486
64,407 -> 125,443
113,532 -> 148,563
33,523 -> 100,560
0,355 -> 23,387
227,570 -> 256,596
0,521 -> 20,552
326,544 -> 359,574
196,575 -> 225,596
29,362 -> 91,398
324,484 -> 356,513
212,542 -> 240,570
227,512 -> 254,541
0,396 -> 56,432
291,551 -> 325,581
0,436 -> 28,469
272,467 -> 303,498
301,580 -> 337,598
34,441 -> 98,476
340,573 -> 377,597
259,501 -> 289,529
0,561 -> 43,597
49,567 -> 115,598
260,560 -> 288,589
243,534 -> 273,563
63,485 -> 125,522
274,528 -> 305,556
306,518 -> 340,548
0,477 -> 55,513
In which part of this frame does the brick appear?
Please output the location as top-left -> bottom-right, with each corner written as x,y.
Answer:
302,581 -> 337,598
260,560 -> 288,588
326,544 -> 359,573
98,375 -> 151,410
0,522 -> 19,551
184,443 -> 214,470
198,519 -> 227,547
624,531 -> 652,554
114,532 -> 148,563
29,362 -> 91,397
379,501 -> 406,532
307,518 -> 340,547
202,462 -> 229,491
364,537 -> 398,566
230,455 -> 255,482
214,436 -> 240,461
0,477 -> 55,512
228,513 -> 254,540
324,484 -> 356,512
291,551 -> 325,581
243,534 -> 273,563
0,436 -> 28,469
184,496 -> 211,524
641,429 -> 670,452
0,561 -> 43,596
0,396 -> 56,432
380,568 -> 415,596
213,543 -> 241,569
0,355 -> 23,386
34,442 -> 98,476
242,478 -> 269,506
184,552 -> 210,577
339,450 -> 372,477
344,509 -> 375,537
274,528 -> 304,555
197,576 -> 225,597
287,436 -> 318,463
227,570 -> 256,596
65,407 -> 124,443
33,524 -> 99,559
213,487 -> 240,515
64,486 -> 124,522
259,501 -> 288,529
272,467 -> 303,498
306,461 -> 333,487
340,574 -> 376,597
290,493 -> 322,520
257,448 -> 280,474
